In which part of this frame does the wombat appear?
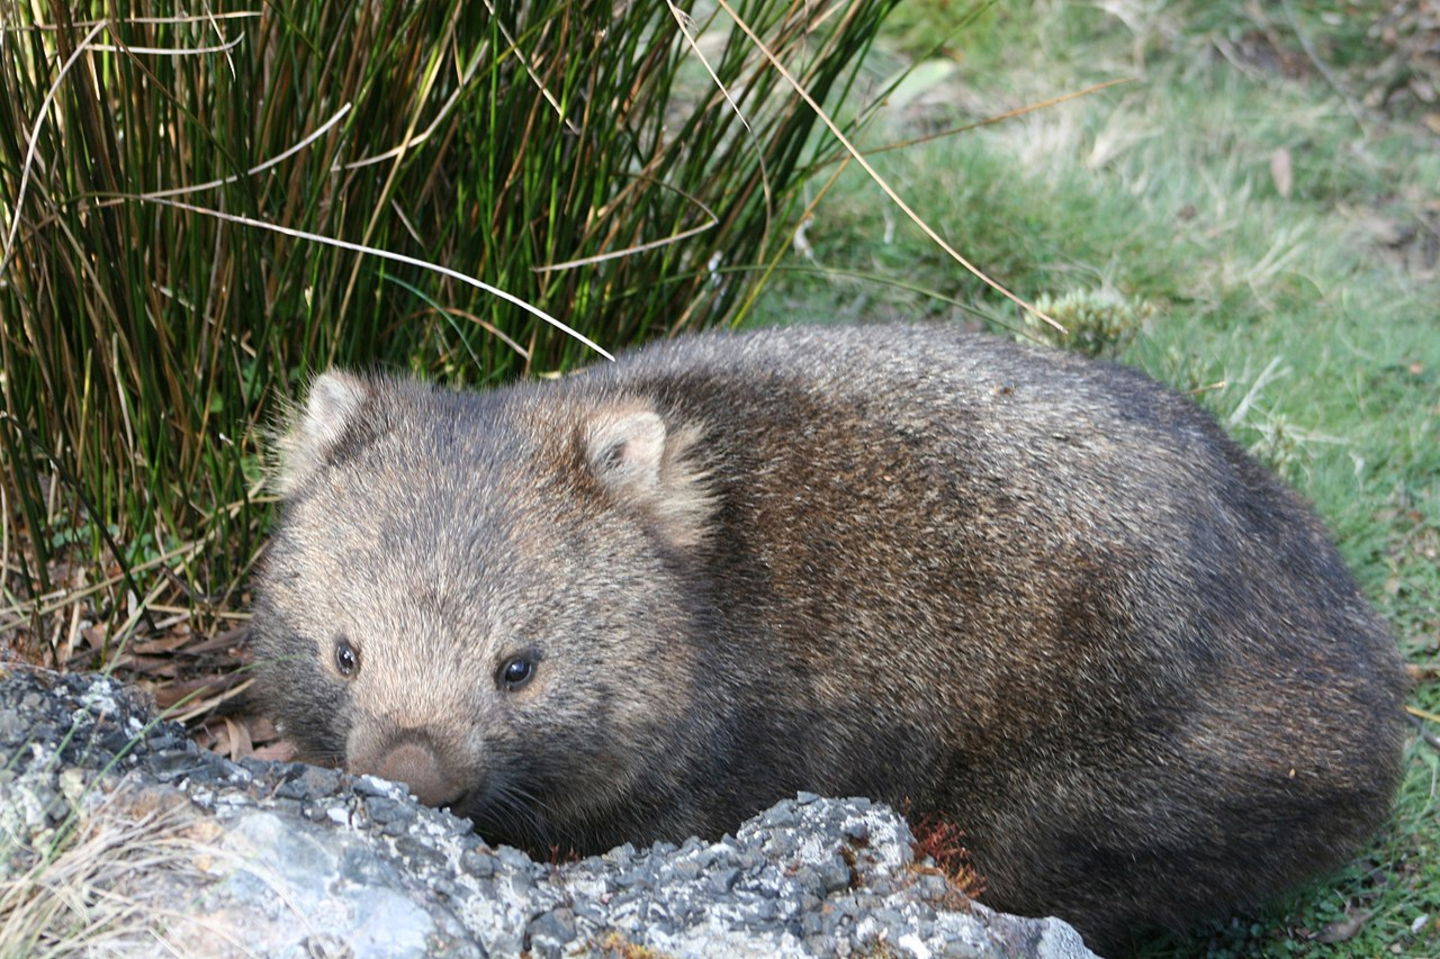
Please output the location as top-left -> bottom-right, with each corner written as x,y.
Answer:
250,323 -> 1407,952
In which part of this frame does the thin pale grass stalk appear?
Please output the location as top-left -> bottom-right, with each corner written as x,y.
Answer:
141,103 -> 354,200
731,150 -> 854,327
144,197 -> 615,360
334,3 -> 464,327
79,32 -> 246,55
341,49 -> 486,170
666,0 -> 895,331
0,20 -> 107,275
10,12 -> 263,30
714,0 -> 1063,332
858,77 -> 1137,158
480,0 -> 580,136
534,182 -> 720,272
730,78 -> 1139,331
666,2 -> 775,227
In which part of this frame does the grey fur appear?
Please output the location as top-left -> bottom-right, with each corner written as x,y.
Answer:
250,324 -> 1407,952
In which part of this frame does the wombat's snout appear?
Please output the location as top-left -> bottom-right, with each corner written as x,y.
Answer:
364,737 -> 464,808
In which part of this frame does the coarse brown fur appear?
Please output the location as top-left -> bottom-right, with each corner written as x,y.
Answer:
249,324 -> 1407,953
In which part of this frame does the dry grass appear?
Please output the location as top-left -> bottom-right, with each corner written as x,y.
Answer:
0,781 -> 231,957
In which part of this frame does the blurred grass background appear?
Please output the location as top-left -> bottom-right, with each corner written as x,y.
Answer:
2,0 -> 1438,954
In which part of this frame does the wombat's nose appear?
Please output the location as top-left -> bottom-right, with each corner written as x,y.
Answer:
372,740 -> 463,807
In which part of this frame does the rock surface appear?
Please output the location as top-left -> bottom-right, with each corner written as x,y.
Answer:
0,666 -> 1098,958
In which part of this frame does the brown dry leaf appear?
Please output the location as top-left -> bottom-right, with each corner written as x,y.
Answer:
222,716 -> 252,761
181,626 -> 249,656
151,672 -> 244,709
1318,908 -> 1371,943
130,633 -> 195,656
249,741 -> 299,762
1425,113 -> 1440,135
1406,662 -> 1440,681
196,713 -> 288,762
191,721 -> 228,755
111,654 -> 179,678
1270,147 -> 1294,198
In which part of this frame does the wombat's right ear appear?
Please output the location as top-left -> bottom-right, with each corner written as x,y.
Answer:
583,404 -> 714,549
273,370 -> 373,495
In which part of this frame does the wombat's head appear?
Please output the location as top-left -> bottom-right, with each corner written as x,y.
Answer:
250,370 -> 717,848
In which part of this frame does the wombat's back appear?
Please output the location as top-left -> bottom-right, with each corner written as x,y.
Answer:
575,324 -> 1407,945
253,323 -> 1407,953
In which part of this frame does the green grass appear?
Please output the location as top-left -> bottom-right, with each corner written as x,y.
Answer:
752,1 -> 1440,954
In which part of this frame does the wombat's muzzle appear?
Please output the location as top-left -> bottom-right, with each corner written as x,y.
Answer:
363,733 -> 464,808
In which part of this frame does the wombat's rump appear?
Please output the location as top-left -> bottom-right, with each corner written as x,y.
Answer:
250,324 -> 1407,951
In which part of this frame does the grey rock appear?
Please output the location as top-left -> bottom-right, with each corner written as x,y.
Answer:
526,907 -> 577,953
0,667 -> 1098,959
818,852 -> 855,893
709,866 -> 741,894
459,848 -> 496,877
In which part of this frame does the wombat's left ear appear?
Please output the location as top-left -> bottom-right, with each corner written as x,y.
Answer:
584,404 -> 715,549
273,370 -> 373,495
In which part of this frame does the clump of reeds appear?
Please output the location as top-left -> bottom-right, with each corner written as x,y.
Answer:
0,0 -> 897,663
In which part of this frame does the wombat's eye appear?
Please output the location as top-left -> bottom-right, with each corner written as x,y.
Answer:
498,655 -> 535,691
334,636 -> 361,678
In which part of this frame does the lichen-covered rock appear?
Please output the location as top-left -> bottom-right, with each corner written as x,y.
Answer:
0,667 -> 1096,958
